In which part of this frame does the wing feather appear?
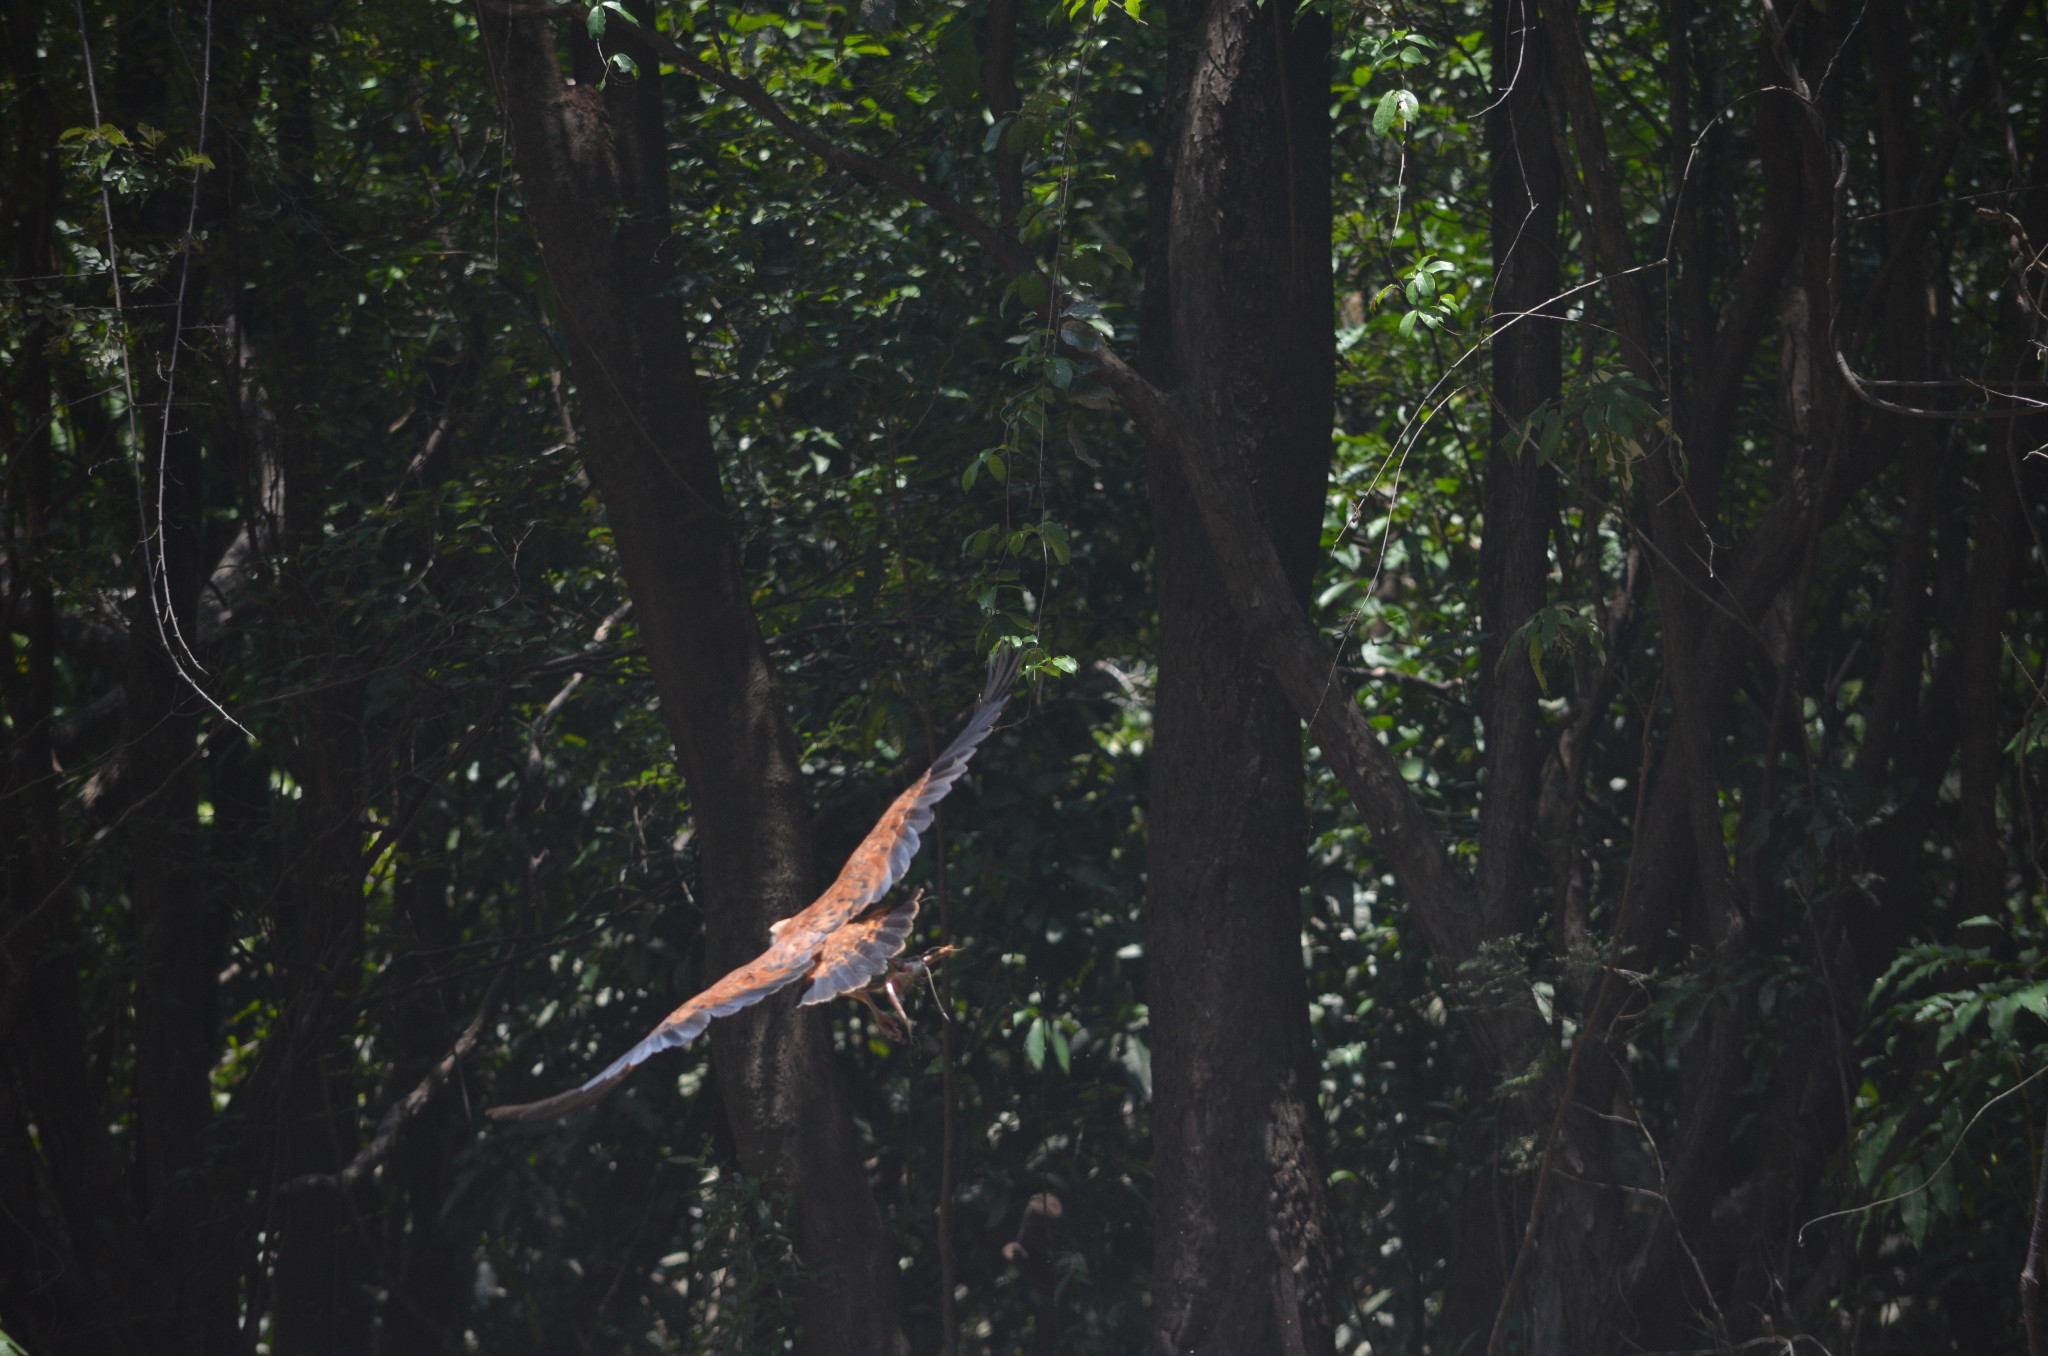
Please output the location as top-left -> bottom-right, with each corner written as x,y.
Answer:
485,948 -> 812,1122
486,646 -> 1019,1125
799,892 -> 921,1006
778,645 -> 1021,947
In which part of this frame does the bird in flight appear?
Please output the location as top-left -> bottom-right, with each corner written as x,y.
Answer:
488,644 -> 1022,1122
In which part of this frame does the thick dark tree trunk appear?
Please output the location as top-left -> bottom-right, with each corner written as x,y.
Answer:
1138,1 -> 1338,1351
0,10 -> 158,1349
479,12 -> 908,1354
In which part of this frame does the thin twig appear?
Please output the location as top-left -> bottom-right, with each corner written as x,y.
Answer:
2025,1088 -> 2048,1356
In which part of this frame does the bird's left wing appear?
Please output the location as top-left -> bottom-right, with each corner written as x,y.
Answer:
485,940 -> 815,1122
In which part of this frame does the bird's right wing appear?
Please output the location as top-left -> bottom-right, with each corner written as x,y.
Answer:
778,644 -> 1022,948
485,941 -> 816,1123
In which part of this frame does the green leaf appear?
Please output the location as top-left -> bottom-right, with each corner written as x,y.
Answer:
1373,89 -> 1401,136
1059,320 -> 1104,352
1372,88 -> 1420,136
587,4 -> 606,39
1936,993 -> 1986,1054
1009,271 -> 1048,313
1990,990 -> 2030,1041
1855,1117 -> 1901,1187
857,0 -> 896,34
1050,1022 -> 1071,1073
936,22 -> 980,105
1025,1016 -> 1047,1070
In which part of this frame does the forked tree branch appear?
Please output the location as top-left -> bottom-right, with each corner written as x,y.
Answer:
1089,349 -> 1490,981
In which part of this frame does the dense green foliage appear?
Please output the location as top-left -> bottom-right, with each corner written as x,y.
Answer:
7,0 -> 2048,1352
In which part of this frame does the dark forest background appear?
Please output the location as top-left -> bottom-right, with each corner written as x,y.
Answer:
5,0 -> 2048,1353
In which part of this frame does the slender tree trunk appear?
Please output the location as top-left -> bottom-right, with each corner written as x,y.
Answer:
261,21 -> 376,1349
1956,431 -> 2025,923
124,413 -> 239,1355
480,12 -> 908,1353
1476,0 -> 1561,944
384,848 -> 473,1356
1139,1 -> 1337,1351
1440,1 -> 1579,1346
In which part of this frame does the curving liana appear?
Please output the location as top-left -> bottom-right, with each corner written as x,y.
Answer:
486,644 -> 1023,1123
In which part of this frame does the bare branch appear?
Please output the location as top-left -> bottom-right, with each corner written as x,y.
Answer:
281,966 -> 513,1196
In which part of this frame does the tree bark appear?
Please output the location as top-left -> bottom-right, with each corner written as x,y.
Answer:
1138,1 -> 1338,1351
479,11 -> 908,1353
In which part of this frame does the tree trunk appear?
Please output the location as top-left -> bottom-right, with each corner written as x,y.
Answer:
479,12 -> 908,1353
1439,0 -> 1575,1345
1139,0 -> 1338,1351
1475,0 -> 1561,945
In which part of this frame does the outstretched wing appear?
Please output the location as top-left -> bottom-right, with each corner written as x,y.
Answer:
777,644 -> 1022,950
486,645 -> 1019,1124
799,891 -> 921,1006
484,946 -> 813,1122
